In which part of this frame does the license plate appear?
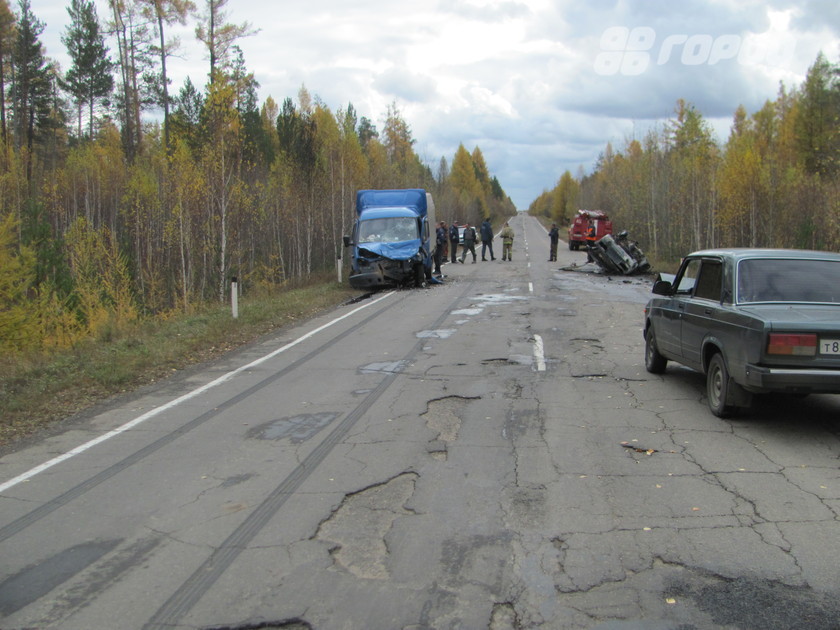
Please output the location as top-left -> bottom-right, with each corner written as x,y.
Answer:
819,339 -> 840,355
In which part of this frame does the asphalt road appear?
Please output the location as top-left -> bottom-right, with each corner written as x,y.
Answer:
1,213 -> 839,630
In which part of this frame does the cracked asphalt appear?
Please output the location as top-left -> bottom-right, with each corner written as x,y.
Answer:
1,214 -> 839,630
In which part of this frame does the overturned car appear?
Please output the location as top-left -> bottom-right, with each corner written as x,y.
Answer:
587,231 -> 650,275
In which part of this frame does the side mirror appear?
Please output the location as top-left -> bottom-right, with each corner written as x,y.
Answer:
343,235 -> 351,247
652,280 -> 673,296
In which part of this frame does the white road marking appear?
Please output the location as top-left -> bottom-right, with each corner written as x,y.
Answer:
0,292 -> 396,493
533,334 -> 546,371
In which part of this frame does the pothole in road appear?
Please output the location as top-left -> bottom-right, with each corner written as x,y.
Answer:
570,337 -> 603,348
482,358 -> 517,365
204,620 -> 313,630
422,396 -> 474,460
314,473 -> 418,580
490,602 -> 519,629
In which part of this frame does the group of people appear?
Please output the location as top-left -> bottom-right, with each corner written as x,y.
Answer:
433,218 -> 515,276
434,218 -> 599,275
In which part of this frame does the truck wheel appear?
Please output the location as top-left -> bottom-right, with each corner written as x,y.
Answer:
707,353 -> 734,418
414,263 -> 426,288
568,240 -> 574,250
644,327 -> 667,374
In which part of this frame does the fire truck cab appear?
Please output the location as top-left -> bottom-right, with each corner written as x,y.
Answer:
568,209 -> 612,250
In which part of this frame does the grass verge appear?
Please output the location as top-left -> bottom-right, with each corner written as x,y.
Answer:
0,280 -> 360,448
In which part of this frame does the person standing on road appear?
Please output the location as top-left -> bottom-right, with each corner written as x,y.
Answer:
434,221 -> 447,276
548,223 -> 559,261
459,223 -> 477,263
586,220 -> 597,262
500,222 -> 514,261
480,218 -> 495,261
448,222 -> 460,263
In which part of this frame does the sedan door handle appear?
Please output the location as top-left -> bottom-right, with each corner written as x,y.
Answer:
704,308 -> 713,315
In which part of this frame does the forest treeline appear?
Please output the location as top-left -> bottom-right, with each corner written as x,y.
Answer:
530,53 -> 839,263
0,0 -> 515,354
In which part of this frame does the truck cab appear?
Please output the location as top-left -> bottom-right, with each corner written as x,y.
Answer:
568,209 -> 612,250
343,189 -> 437,290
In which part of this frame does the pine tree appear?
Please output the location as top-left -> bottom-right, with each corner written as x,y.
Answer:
195,0 -> 256,83
108,0 -> 153,160
138,0 -> 195,151
10,0 -> 53,178
357,116 -> 378,152
170,75 -> 204,151
62,0 -> 114,139
795,53 -> 839,176
0,0 -> 15,140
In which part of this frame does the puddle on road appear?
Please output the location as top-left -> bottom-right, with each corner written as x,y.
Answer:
248,413 -> 337,444
474,293 -> 529,305
416,329 -> 457,339
451,293 -> 529,319
359,360 -> 408,374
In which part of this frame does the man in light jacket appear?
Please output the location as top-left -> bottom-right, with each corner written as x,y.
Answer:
500,222 -> 514,261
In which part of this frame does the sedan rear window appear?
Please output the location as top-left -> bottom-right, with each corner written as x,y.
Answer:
737,259 -> 840,303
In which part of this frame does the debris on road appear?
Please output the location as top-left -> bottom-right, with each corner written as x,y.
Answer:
621,441 -> 658,455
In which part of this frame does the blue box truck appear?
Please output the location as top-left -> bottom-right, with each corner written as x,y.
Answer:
343,189 -> 438,290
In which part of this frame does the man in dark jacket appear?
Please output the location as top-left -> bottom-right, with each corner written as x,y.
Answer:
459,223 -> 477,263
448,222 -> 460,263
480,219 -> 495,261
548,223 -> 559,261
434,221 -> 447,276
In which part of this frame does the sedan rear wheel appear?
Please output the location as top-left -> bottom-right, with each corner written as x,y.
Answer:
707,353 -> 734,418
644,327 -> 667,374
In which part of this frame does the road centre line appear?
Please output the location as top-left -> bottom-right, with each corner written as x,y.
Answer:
533,334 -> 546,371
0,292 -> 396,495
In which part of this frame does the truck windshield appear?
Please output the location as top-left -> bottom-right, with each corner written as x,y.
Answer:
358,217 -> 418,243
737,259 -> 840,303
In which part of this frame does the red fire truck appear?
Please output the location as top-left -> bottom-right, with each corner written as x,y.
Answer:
567,209 -> 612,250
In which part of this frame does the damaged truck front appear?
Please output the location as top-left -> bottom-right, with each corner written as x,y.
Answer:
343,189 -> 437,290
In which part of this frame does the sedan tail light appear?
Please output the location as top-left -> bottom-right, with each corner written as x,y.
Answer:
767,333 -> 817,356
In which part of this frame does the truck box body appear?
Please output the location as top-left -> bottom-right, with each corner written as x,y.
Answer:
344,189 -> 437,290
568,209 -> 612,250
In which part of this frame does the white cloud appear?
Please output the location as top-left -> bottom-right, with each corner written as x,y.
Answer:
31,0 -> 840,208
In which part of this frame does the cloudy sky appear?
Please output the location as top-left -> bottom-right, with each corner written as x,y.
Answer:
31,0 -> 840,208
